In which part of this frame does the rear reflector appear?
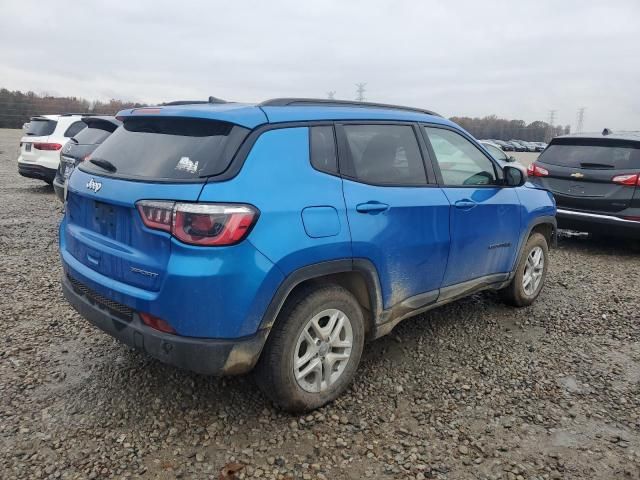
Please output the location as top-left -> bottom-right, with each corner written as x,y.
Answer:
611,173 -> 639,186
136,200 -> 258,246
527,162 -> 549,177
34,142 -> 62,151
139,312 -> 176,334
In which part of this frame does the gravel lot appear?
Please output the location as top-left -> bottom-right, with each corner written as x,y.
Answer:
1,128 -> 639,480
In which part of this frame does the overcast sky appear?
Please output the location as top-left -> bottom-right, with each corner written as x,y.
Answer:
1,0 -> 639,131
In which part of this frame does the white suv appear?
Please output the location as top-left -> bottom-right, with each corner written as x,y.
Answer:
18,114 -> 87,184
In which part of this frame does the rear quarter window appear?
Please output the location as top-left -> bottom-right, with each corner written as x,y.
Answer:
310,126 -> 338,174
26,119 -> 57,136
80,117 -> 249,181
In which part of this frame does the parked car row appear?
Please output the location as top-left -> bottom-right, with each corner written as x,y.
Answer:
479,140 -> 518,163
480,139 -> 547,152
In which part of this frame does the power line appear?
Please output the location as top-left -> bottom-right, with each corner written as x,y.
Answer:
355,83 -> 366,102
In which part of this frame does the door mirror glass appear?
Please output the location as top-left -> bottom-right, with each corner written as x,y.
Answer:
503,165 -> 526,186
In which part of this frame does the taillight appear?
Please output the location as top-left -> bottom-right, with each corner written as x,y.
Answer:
136,201 -> 258,246
34,142 -> 62,151
139,312 -> 176,334
611,173 -> 639,186
527,162 -> 549,177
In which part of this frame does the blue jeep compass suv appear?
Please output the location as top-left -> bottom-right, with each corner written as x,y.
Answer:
60,98 -> 556,411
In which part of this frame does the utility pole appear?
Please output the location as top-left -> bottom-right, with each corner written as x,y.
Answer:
546,110 -> 557,142
576,107 -> 586,133
355,83 -> 366,102
327,91 -> 336,100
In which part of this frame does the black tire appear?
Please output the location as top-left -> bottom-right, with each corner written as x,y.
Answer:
255,284 -> 365,412
500,232 -> 549,307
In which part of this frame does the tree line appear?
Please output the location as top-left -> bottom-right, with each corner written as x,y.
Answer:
0,88 -> 144,128
451,115 -> 570,141
0,88 -> 571,141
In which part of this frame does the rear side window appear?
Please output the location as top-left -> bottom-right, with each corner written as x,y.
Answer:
64,121 -> 87,138
81,117 -> 249,180
26,119 -> 56,136
342,124 -> 426,185
310,126 -> 338,174
539,141 -> 640,170
73,124 -> 116,145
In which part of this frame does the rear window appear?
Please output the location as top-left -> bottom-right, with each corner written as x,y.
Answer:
540,140 -> 640,170
80,117 -> 249,180
73,125 -> 116,145
26,119 -> 56,136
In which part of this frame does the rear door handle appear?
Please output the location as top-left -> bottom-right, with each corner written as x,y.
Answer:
356,201 -> 389,214
454,199 -> 477,210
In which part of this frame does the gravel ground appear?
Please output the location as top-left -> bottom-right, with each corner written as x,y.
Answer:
1,128 -> 639,479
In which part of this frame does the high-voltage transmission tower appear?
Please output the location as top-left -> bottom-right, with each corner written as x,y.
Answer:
327,91 -> 336,100
576,107 -> 586,133
546,110 -> 557,142
355,83 -> 366,101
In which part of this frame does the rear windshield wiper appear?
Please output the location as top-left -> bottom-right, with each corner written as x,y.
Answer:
579,162 -> 614,169
90,158 -> 117,173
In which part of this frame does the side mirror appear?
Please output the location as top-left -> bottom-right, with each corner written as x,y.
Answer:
503,165 -> 526,187
508,156 -> 517,162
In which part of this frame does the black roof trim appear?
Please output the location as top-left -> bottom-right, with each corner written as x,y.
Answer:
260,98 -> 441,117
160,96 -> 227,106
80,115 -> 122,127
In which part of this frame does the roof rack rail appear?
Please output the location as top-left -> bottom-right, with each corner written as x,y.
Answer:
58,112 -> 97,117
259,98 -> 441,117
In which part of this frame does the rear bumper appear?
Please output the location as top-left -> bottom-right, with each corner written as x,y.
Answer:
62,273 -> 268,375
18,162 -> 56,182
557,208 -> 640,238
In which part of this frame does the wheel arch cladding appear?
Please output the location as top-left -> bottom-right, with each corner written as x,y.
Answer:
258,259 -> 383,339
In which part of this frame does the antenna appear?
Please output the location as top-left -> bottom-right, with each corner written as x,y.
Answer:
576,107 -> 586,133
327,91 -> 336,100
355,83 -> 366,102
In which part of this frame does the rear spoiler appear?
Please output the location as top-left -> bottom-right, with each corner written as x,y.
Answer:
81,116 -> 122,130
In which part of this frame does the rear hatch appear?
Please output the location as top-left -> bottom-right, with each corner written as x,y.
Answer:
20,117 -> 57,161
534,137 -> 640,213
63,115 -> 250,291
